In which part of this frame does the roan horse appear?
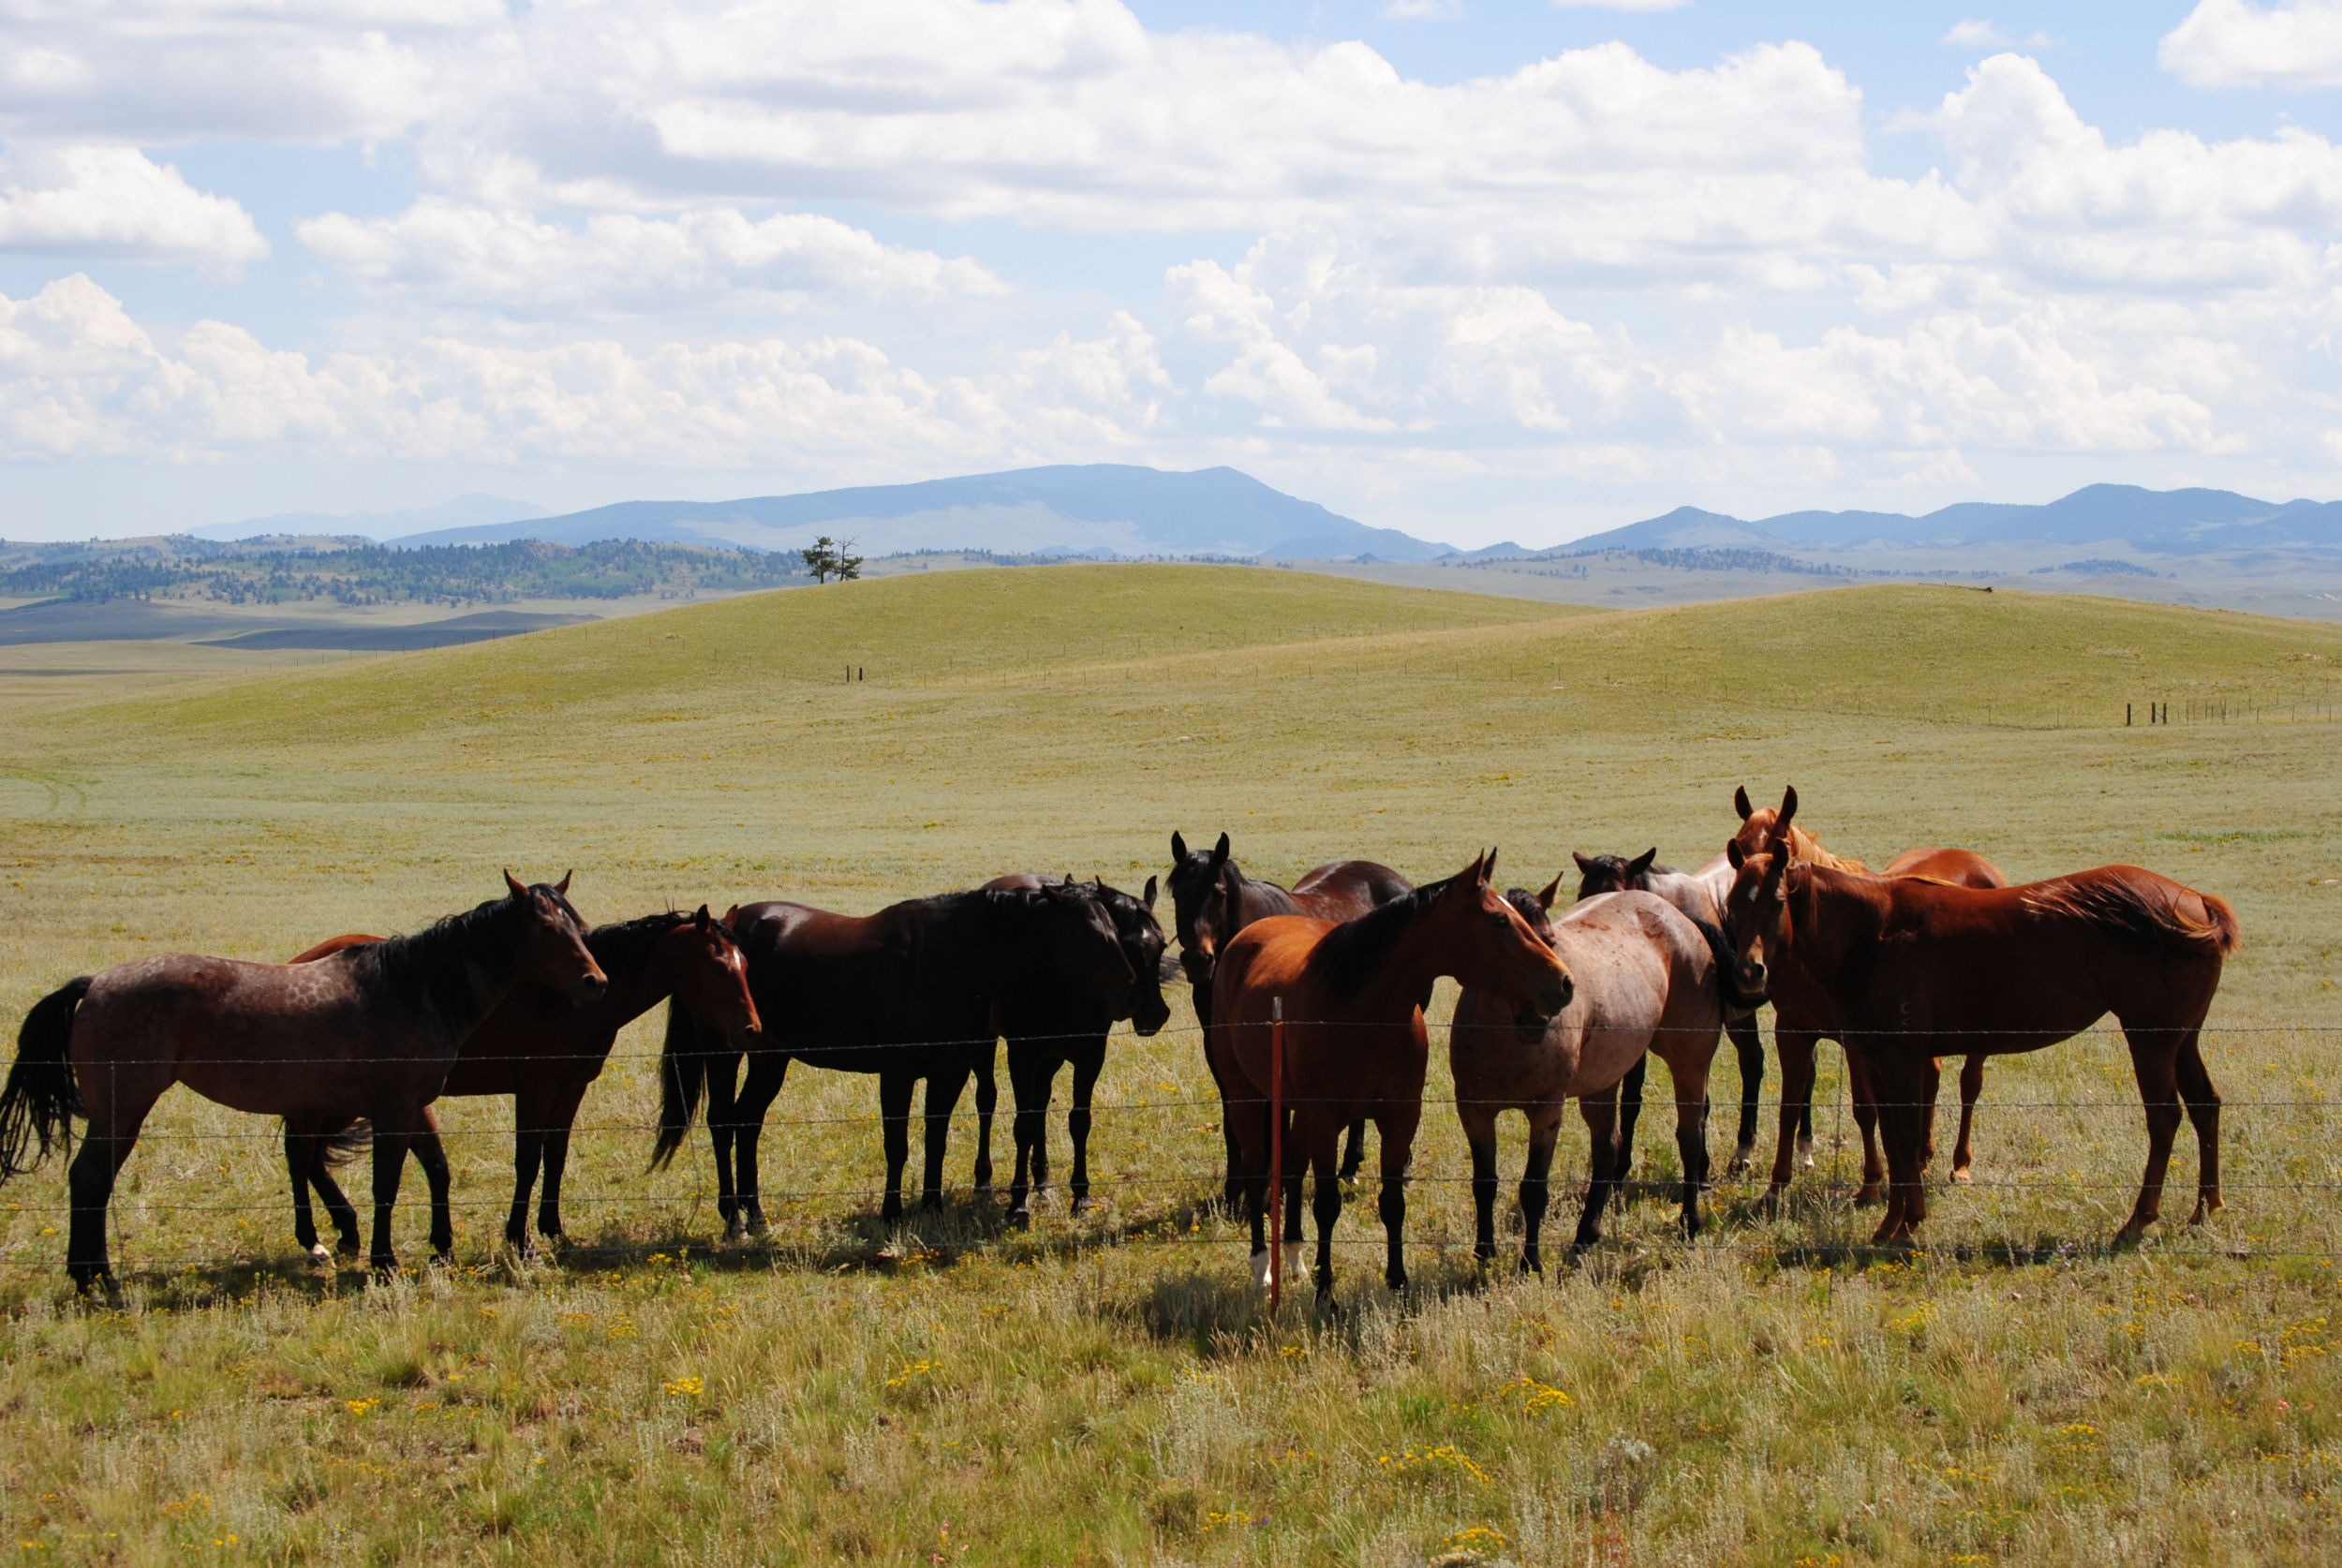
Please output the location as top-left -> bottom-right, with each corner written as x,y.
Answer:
1727,786 -> 2009,1204
982,875 -> 1173,1223
653,882 -> 1134,1231
1165,832 -> 1414,1196
1209,852 -> 1571,1302
281,908 -> 762,1258
0,875 -> 606,1288
1451,878 -> 1762,1265
1724,813 -> 2236,1242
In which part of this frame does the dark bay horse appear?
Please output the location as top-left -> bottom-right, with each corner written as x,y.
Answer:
1208,852 -> 1571,1302
1723,830 -> 2236,1243
0,875 -> 606,1287
982,875 -> 1172,1222
1728,786 -> 2009,1203
1452,880 -> 1758,1265
283,909 -> 762,1257
1165,831 -> 1413,1194
652,882 -> 1134,1231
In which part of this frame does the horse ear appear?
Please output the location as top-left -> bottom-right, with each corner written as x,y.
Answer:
1572,851 -> 1593,873
1142,875 -> 1158,912
504,869 -> 527,898
1628,848 -> 1657,879
722,904 -> 739,924
694,905 -> 711,929
1727,841 -> 1746,870
1779,785 -> 1799,828
1171,830 -> 1188,862
555,870 -> 572,895
1483,848 -> 1498,884
1734,785 -> 1753,821
1536,872 -> 1562,911
1210,832 -> 1230,868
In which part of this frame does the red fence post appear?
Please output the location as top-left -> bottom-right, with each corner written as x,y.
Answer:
1269,996 -> 1284,1316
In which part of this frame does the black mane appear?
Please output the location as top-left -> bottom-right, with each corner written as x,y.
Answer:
354,892 -> 522,1026
583,910 -> 700,988
1311,872 -> 1459,1001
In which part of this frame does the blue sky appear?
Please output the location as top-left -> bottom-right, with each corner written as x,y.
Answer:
3,1 -> 2340,546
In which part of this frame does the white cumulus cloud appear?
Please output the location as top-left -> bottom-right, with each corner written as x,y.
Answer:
0,145 -> 265,266
2161,0 -> 2342,88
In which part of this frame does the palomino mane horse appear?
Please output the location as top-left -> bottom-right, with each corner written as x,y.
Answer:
1724,815 -> 2236,1243
1165,831 -> 1413,1196
652,881 -> 1134,1232
982,874 -> 1172,1223
280,908 -> 761,1260
1728,784 -> 2010,1204
1451,876 -> 1756,1267
1208,851 -> 1570,1302
0,875 -> 606,1288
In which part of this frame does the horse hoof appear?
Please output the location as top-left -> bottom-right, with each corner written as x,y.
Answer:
1796,1138 -> 1816,1171
1853,1185 -> 1884,1208
1725,1153 -> 1753,1176
1519,1252 -> 1543,1277
1950,1168 -> 1973,1186
308,1242 -> 333,1263
1009,1208 -> 1032,1231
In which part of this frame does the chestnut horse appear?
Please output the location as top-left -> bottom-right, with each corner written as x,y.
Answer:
1165,832 -> 1413,1194
0,875 -> 606,1287
1209,852 -> 1571,1302
653,883 -> 1134,1230
982,874 -> 1173,1222
1452,880 -> 1761,1265
283,909 -> 761,1258
1728,785 -> 2009,1204
1723,822 -> 2236,1243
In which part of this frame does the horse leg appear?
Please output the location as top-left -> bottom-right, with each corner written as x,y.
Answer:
971,1043 -> 996,1195
1460,1099 -> 1502,1268
286,1121 -> 324,1258
1727,1013 -> 1764,1175
1952,1055 -> 1985,1184
1614,1054 -> 1647,1181
1006,1050 -> 1046,1225
367,1127 -> 413,1275
922,1066 -> 971,1212
703,1050 -> 744,1238
507,1090 -> 547,1250
1519,1111 -> 1561,1275
66,1129 -> 144,1294
2115,1028 -> 2187,1245
1846,1044 -> 1886,1206
878,1071 -> 915,1224
1668,1048 -> 1715,1239
411,1113 -> 455,1264
1338,1117 -> 1367,1183
1921,1056 -> 1942,1174
535,1079 -> 590,1241
1306,1115 -> 1343,1303
1373,1098 -> 1420,1294
2174,1028 -> 2223,1224
306,1127 -> 363,1256
1864,1051 -> 1930,1244
1765,1031 -> 1818,1210
1571,1087 -> 1622,1251
1068,1042 -> 1104,1213
729,1052 -> 790,1235
1202,1021 -> 1244,1210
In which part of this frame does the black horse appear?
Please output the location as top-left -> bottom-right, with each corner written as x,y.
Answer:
1164,832 -> 1414,1199
652,882 -> 1134,1230
982,875 -> 1173,1222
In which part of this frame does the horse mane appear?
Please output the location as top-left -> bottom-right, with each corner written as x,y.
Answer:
1781,823 -> 1869,875
353,893 -> 532,1024
1312,870 -> 1460,1001
1502,888 -> 1556,946
2020,870 -> 2242,957
585,910 -> 698,984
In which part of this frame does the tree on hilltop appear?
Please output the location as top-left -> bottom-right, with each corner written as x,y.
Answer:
801,536 -> 865,584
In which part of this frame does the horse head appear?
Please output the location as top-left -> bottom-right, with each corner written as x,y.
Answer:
1033,881 -> 1139,1013
505,870 -> 608,1005
664,905 -> 762,1047
1722,838 -> 1799,973
1165,830 -> 1234,986
1094,875 -> 1173,1036
1431,850 -> 1573,1022
1570,847 -> 1657,901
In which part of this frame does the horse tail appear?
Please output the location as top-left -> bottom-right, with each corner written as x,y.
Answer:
2199,892 -> 2243,956
323,1119 -> 373,1168
1687,917 -> 1768,1012
0,978 -> 91,1182
649,998 -> 704,1172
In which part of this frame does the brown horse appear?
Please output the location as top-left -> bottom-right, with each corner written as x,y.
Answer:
1723,812 -> 2236,1243
1452,880 -> 1759,1266
1728,785 -> 2009,1203
283,909 -> 761,1258
1165,832 -> 1414,1195
0,875 -> 606,1288
1208,852 -> 1571,1302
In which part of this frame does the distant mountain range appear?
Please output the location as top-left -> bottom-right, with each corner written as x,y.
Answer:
194,493 -> 547,542
384,465 -> 1457,562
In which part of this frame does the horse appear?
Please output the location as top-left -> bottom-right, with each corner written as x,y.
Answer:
280,908 -> 762,1258
1208,851 -> 1571,1303
982,875 -> 1173,1222
1165,831 -> 1414,1195
1722,816 -> 2235,1243
1728,785 -> 2010,1203
652,882 -> 1134,1231
1451,878 -> 1761,1265
0,875 -> 606,1288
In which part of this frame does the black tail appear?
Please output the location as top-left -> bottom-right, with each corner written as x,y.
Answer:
279,1117 -> 374,1169
1689,917 -> 1769,1012
0,978 -> 91,1182
649,998 -> 706,1172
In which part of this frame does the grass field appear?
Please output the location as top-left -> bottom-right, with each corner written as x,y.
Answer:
2,564 -> 2340,1565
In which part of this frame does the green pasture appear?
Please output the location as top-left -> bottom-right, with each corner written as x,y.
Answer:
2,565 -> 2340,1565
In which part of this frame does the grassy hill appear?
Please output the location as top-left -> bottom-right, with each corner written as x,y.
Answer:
3,567 -> 2340,1564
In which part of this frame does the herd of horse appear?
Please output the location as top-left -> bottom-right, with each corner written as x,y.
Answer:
0,788 -> 2238,1302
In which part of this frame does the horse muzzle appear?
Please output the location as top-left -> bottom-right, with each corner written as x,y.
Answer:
1131,994 -> 1173,1038
569,971 -> 611,1007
